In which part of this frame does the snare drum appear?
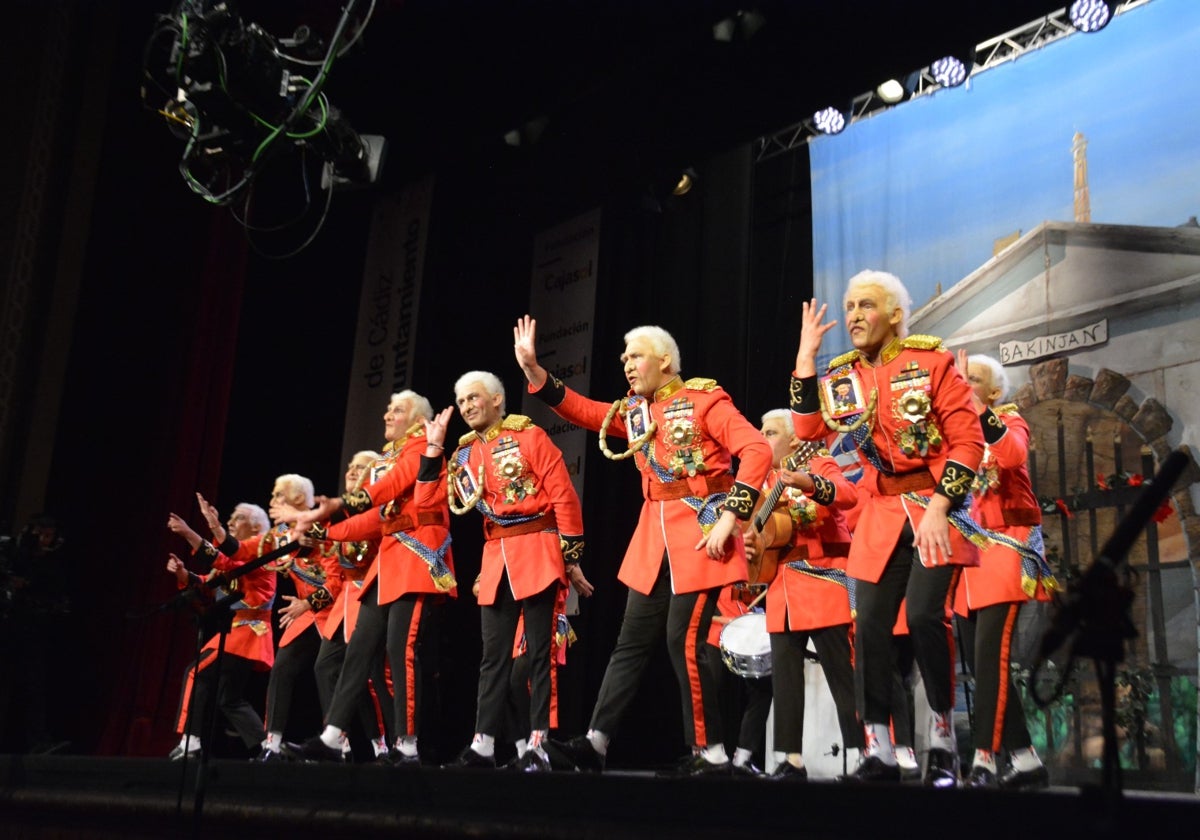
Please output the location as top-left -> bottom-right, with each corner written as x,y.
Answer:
719,613 -> 772,678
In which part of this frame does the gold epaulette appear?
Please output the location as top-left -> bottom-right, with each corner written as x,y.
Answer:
827,350 -> 859,370
995,403 -> 1020,416
405,421 -> 426,438
501,414 -> 534,431
900,334 -> 945,352
457,430 -> 479,446
684,377 -> 717,391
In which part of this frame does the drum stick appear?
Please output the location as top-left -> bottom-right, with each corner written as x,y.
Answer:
744,587 -> 767,611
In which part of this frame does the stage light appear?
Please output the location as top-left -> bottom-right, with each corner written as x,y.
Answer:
877,79 -> 904,103
713,8 -> 766,42
1069,0 -> 1112,32
876,71 -> 920,105
930,55 -> 970,88
813,106 -> 847,135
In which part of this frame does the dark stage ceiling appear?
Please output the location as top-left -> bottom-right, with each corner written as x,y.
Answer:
237,0 -> 1074,186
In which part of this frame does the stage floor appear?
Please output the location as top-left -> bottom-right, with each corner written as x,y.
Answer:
1,754 -> 1197,839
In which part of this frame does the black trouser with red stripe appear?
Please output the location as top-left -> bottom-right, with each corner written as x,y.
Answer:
314,620 -> 395,745
854,523 -> 960,723
323,589 -> 419,740
588,554 -> 723,749
957,603 -> 1032,753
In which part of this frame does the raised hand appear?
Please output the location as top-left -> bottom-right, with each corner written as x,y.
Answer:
167,512 -> 202,550
166,553 -> 190,585
423,406 -> 455,451
513,314 -> 547,388
196,493 -> 223,538
795,298 -> 839,377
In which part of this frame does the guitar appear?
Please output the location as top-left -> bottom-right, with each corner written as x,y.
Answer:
740,440 -> 823,600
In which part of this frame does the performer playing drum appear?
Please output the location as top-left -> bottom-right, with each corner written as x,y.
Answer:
749,409 -> 862,780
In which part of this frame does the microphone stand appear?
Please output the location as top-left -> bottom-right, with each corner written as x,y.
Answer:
137,538 -> 301,834
1032,449 -> 1187,796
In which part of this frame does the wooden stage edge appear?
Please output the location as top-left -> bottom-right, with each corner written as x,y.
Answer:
1,754 -> 1197,839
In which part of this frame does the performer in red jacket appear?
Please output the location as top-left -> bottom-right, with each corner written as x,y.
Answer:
791,271 -> 984,786
166,498 -> 276,759
515,316 -> 772,776
444,371 -> 589,772
953,351 -> 1054,790
282,391 -> 455,765
752,409 -> 862,780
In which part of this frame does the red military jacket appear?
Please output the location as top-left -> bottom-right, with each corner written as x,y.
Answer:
327,425 -> 456,604
791,336 -> 985,583
315,537 -> 380,641
531,374 -> 772,596
956,405 -> 1052,612
274,530 -> 343,648
764,454 -> 858,633
448,415 -> 583,605
193,534 -> 279,670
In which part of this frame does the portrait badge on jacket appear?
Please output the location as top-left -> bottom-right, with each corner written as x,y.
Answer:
820,371 -> 866,419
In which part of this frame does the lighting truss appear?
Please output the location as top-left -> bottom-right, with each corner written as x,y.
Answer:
755,0 -> 1153,162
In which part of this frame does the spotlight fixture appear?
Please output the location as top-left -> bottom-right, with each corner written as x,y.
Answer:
930,55 -> 970,88
876,71 -> 920,105
1069,0 -> 1112,33
813,106 -> 847,135
877,79 -> 905,104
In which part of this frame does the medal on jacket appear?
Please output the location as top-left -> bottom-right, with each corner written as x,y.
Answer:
891,363 -> 942,456
783,487 -> 819,528
663,398 -> 704,477
493,436 -> 536,502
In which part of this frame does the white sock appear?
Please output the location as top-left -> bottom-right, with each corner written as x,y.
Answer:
341,740 -> 352,755
863,722 -> 897,765
700,743 -> 729,764
733,747 -> 754,767
319,725 -> 345,750
178,734 -> 201,753
1010,746 -> 1044,772
586,729 -> 610,756
928,710 -> 956,752
895,745 -> 918,769
264,731 -> 282,752
470,733 -> 495,758
372,737 -> 389,758
973,749 -> 997,772
395,735 -> 418,757
514,738 -> 528,758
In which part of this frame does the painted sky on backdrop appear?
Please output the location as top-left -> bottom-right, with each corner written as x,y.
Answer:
809,0 -> 1200,358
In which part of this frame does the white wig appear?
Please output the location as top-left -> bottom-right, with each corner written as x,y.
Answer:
390,389 -> 433,423
455,371 -> 506,413
623,325 -> 682,374
845,269 -> 913,339
761,408 -> 792,426
274,474 -> 315,508
969,354 -> 1010,404
236,503 -> 270,535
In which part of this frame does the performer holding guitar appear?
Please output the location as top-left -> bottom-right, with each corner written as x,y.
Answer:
751,410 -> 863,780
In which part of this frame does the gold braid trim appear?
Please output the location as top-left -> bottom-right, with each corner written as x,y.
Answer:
598,399 -> 656,461
341,488 -> 372,515
723,482 -> 758,519
307,587 -> 333,611
938,462 -> 975,502
827,349 -> 859,369
560,536 -> 585,566
788,375 -> 807,411
809,474 -> 836,506
684,377 -> 717,391
502,414 -> 534,431
900,334 -> 945,352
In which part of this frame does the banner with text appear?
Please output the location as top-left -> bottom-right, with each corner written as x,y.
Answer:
521,208 -> 600,504
340,174 -> 435,468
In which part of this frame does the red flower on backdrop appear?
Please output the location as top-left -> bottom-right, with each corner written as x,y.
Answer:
1055,499 -> 1075,519
1128,474 -> 1144,487
1096,474 -> 1111,491
1152,500 -> 1173,524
